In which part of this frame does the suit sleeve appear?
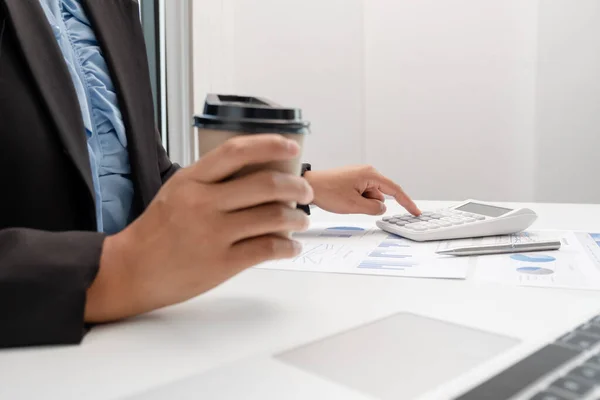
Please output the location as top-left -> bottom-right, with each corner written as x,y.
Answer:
156,129 -> 180,183
0,228 -> 106,348
0,129 -> 173,349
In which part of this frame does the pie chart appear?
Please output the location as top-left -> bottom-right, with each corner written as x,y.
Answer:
517,267 -> 554,275
327,227 -> 365,231
510,254 -> 556,263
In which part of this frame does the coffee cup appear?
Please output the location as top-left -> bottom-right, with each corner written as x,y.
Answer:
194,94 -> 310,233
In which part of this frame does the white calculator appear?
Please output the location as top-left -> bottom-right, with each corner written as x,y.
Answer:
377,199 -> 538,242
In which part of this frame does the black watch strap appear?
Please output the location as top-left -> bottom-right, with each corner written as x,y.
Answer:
298,163 -> 312,215
301,163 -> 311,177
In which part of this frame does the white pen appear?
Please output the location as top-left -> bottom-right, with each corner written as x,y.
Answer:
436,240 -> 562,257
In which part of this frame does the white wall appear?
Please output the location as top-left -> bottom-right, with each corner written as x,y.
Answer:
192,0 -> 600,203
535,0 -> 600,204
193,0 -> 364,170
231,0 -> 364,170
365,0 -> 538,202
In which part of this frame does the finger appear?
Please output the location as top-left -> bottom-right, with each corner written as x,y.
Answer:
363,188 -> 386,202
216,170 -> 314,211
225,204 -> 310,242
185,135 -> 300,183
228,235 -> 303,270
369,172 -> 421,216
350,197 -> 386,216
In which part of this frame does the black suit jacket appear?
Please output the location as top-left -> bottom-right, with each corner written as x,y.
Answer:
0,0 -> 177,348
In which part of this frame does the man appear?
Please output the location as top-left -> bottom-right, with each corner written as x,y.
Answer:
0,0 -> 420,348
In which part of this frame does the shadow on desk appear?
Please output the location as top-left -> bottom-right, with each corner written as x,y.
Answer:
86,296 -> 284,348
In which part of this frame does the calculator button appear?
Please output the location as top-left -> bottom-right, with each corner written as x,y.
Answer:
450,218 -> 465,225
427,224 -> 441,230
382,216 -> 394,222
473,215 -> 485,221
394,221 -> 408,227
406,223 -> 427,231
430,214 -> 444,219
463,218 -> 476,223
421,212 -> 434,216
441,219 -> 459,226
437,221 -> 452,227
418,217 -> 432,222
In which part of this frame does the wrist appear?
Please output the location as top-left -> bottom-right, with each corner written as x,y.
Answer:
85,232 -> 136,323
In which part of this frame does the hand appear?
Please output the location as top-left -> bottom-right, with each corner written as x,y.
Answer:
86,135 -> 314,322
304,165 -> 421,216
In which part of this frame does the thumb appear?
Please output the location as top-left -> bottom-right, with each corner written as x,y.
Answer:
352,197 -> 387,216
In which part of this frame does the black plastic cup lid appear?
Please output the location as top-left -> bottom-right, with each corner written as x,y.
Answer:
194,94 -> 310,134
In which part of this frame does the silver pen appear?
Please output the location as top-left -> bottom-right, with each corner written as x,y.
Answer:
436,240 -> 562,257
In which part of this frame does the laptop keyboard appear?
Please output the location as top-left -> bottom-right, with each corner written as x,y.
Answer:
456,313 -> 600,400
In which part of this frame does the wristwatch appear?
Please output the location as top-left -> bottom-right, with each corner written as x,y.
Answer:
298,163 -> 312,215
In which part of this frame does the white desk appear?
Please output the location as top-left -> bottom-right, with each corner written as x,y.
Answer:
2,201 -> 600,400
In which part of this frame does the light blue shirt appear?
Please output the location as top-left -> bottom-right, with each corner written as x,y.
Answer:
38,0 -> 134,235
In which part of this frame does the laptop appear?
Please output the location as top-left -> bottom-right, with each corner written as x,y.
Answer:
125,310 -> 600,400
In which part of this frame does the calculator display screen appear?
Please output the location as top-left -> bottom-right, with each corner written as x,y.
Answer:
456,203 -> 513,217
